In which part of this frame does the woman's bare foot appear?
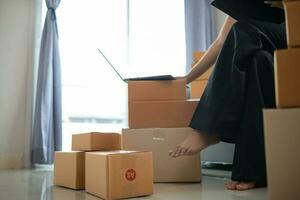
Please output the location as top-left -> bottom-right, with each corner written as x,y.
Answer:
236,182 -> 256,191
169,130 -> 219,157
225,181 -> 256,190
225,181 -> 240,190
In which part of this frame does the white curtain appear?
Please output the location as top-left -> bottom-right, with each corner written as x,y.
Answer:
185,0 -> 217,71
31,0 -> 62,164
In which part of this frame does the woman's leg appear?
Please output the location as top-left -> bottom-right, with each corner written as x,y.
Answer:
171,20 -> 264,157
170,20 -> 286,189
231,50 -> 275,190
224,21 -> 286,190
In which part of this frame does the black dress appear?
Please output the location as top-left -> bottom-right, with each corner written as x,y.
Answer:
189,0 -> 286,186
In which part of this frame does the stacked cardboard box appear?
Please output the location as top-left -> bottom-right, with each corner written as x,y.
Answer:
274,48 -> 300,108
54,132 -> 121,190
54,151 -> 85,190
264,3 -> 300,200
263,109 -> 300,200
128,79 -> 198,128
124,75 -> 202,183
85,151 -> 153,200
71,132 -> 121,151
275,0 -> 300,108
190,51 -> 213,99
53,52 -> 206,197
284,0 -> 300,48
129,100 -> 199,128
54,132 -> 154,200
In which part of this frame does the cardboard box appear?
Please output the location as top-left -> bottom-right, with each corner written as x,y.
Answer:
284,1 -> 300,47
122,128 -> 201,183
72,132 -> 121,151
85,151 -> 153,200
192,51 -> 213,80
128,100 -> 199,128
274,49 -> 300,108
191,68 -> 212,81
193,51 -> 205,61
128,79 -> 186,101
53,151 -> 85,190
190,80 -> 208,99
263,108 -> 300,200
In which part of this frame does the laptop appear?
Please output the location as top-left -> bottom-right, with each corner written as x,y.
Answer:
97,48 -> 175,83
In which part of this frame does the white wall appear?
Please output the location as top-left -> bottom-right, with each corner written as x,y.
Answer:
0,0 -> 41,169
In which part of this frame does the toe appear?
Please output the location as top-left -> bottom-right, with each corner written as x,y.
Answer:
175,147 -> 183,157
225,181 -> 239,190
180,147 -> 189,156
168,150 -> 174,157
236,182 -> 256,191
186,148 -> 198,155
185,148 -> 194,155
169,146 -> 180,157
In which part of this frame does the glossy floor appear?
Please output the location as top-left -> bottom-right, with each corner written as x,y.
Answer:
0,167 -> 267,200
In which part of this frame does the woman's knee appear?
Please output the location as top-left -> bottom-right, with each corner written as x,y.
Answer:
231,20 -> 251,31
226,20 -> 258,44
228,20 -> 255,35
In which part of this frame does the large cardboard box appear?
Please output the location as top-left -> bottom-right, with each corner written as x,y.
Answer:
190,80 -> 208,99
128,100 -> 199,128
72,132 -> 121,151
128,79 -> 186,101
85,151 -> 153,200
122,128 -> 201,183
53,151 -> 85,190
263,108 -> 300,200
274,49 -> 300,108
192,51 -> 213,80
284,1 -> 300,47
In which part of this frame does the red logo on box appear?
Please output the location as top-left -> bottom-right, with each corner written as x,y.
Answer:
125,169 -> 136,181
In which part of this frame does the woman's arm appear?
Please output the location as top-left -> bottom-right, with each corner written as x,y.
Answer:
185,16 -> 237,84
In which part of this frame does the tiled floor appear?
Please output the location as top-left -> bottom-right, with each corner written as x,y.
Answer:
0,167 -> 267,200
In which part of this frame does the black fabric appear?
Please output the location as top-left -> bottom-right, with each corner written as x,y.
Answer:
231,50 -> 274,186
189,20 -> 286,184
211,0 -> 285,24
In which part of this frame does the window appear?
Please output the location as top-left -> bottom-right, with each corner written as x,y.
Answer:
55,0 -> 186,150
128,0 -> 186,77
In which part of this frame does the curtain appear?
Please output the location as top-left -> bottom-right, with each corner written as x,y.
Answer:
184,0 -> 217,71
31,0 -> 62,164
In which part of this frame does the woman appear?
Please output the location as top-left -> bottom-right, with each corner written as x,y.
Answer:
169,0 -> 286,191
